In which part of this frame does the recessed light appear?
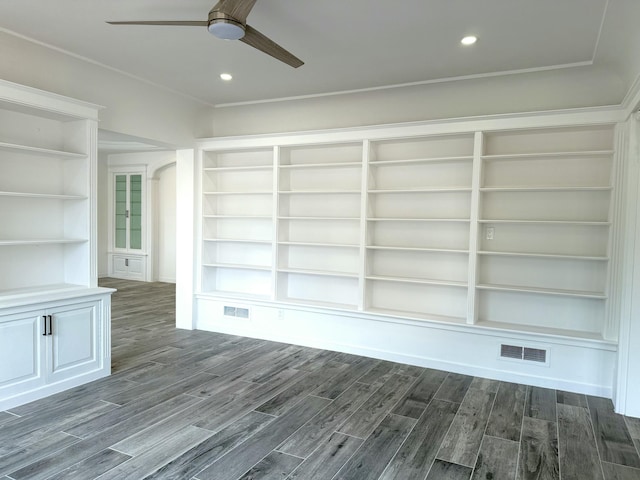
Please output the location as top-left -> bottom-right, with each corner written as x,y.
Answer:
461,36 -> 477,46
220,73 -> 233,81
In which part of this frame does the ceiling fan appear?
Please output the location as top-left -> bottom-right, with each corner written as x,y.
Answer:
107,0 -> 303,68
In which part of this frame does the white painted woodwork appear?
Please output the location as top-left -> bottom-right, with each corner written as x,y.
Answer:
110,254 -> 146,281
192,110 -> 624,399
0,79 -> 113,410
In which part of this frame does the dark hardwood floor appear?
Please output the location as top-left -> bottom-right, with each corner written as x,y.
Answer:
1,278 -> 639,480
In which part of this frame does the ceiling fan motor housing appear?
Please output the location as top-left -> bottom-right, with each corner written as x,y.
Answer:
208,10 -> 245,39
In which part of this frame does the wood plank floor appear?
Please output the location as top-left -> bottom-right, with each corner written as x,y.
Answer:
1,278 -> 639,480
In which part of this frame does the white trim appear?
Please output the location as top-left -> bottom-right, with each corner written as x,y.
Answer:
176,149 -> 196,330
0,77 -> 103,120
614,117 -> 640,416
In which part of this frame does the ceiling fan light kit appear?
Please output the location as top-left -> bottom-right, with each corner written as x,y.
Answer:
107,0 -> 303,68
208,20 -> 245,40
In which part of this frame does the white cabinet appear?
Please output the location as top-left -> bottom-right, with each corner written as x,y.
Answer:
111,254 -> 146,280
108,168 -> 148,280
0,79 -> 113,410
0,310 -> 44,398
0,291 -> 111,411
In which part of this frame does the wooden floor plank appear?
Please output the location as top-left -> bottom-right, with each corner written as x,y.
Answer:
0,431 -> 81,477
112,380 -> 263,456
97,425 -> 212,480
434,373 -> 474,403
278,382 -> 374,458
471,435 -> 519,480
557,403 -> 605,480
557,390 -> 588,408
601,461 -> 640,480
485,382 -> 527,441
195,395 -> 330,480
65,373 -> 211,438
357,360 -> 396,387
0,400 -> 119,456
587,396 -> 640,468
193,369 -> 308,432
236,451 -> 302,480
44,448 -> 132,480
525,386 -> 557,423
437,388 -> 496,467
143,411 -> 275,480
391,368 -> 448,419
469,377 -> 500,393
624,416 -> 640,441
7,393 -> 203,480
255,361 -> 348,416
380,399 -> 459,480
337,373 -> 415,438
313,356 -> 378,400
334,414 -> 416,480
286,432 -> 363,480
426,459 -> 472,480
517,417 -> 559,480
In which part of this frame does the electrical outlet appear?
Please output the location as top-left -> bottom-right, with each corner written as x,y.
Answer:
486,227 -> 495,240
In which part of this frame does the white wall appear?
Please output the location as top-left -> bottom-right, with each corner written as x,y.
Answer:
97,152 -> 109,277
0,30 -> 204,147
203,66 -> 625,137
157,164 -> 176,283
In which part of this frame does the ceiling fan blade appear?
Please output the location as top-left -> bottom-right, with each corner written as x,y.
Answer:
107,20 -> 208,26
241,25 -> 303,68
213,0 -> 258,24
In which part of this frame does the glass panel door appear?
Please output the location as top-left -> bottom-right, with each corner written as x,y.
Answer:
129,174 -> 142,250
115,175 -> 127,249
113,173 -> 143,251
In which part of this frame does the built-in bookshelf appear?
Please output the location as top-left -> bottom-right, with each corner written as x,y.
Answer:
277,143 -> 362,309
0,89 -> 93,294
0,79 -> 113,411
364,135 -> 474,322
200,148 -> 274,300
197,124 -> 617,343
476,125 -> 615,339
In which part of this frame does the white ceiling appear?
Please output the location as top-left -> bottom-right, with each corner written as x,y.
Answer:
1,0 -> 638,107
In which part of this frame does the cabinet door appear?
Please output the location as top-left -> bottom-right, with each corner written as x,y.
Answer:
0,310 -> 45,399
113,172 -> 144,252
127,256 -> 145,280
47,301 -> 101,383
112,255 -> 129,278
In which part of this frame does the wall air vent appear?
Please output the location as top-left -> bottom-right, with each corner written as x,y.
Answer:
501,344 -> 524,359
500,344 -> 548,364
223,306 -> 250,319
523,347 -> 547,363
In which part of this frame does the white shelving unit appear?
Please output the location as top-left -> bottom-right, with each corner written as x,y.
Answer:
196,124 -> 617,344
476,125 -> 615,339
364,135 -> 474,323
0,79 -> 113,410
276,143 -> 362,309
200,148 -> 274,300
0,90 -> 93,294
